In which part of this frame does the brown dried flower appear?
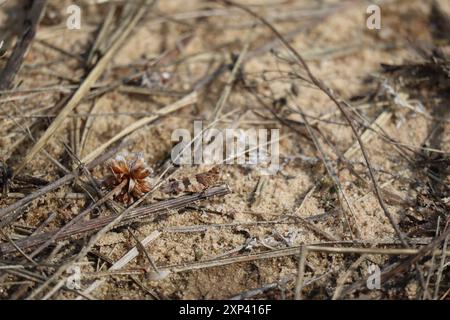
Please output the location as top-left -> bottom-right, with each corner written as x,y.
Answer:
103,152 -> 153,204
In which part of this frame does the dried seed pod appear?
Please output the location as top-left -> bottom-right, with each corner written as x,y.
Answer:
103,152 -> 153,204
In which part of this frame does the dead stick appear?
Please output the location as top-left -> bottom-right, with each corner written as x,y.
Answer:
0,0 -> 47,90
0,185 -> 230,254
340,219 -> 450,296
163,244 -> 450,274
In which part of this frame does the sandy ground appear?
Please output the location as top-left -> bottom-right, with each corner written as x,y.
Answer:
0,0 -> 449,299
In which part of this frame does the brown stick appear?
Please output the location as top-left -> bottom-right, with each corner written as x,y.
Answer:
0,0 -> 47,90
340,217 -> 450,297
0,185 -> 230,254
